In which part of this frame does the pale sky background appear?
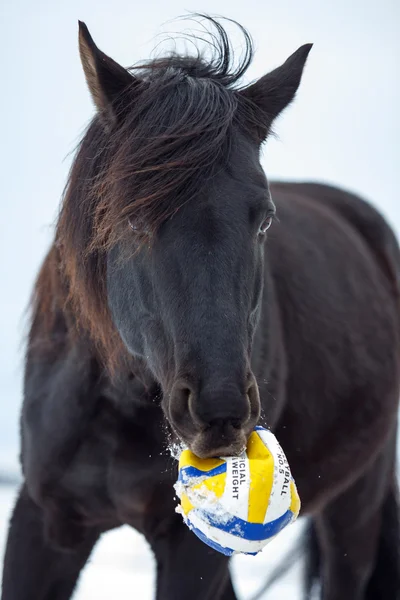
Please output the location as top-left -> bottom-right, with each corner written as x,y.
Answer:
0,0 -> 398,472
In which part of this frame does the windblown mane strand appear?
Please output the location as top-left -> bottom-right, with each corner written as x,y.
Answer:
45,17 -> 256,372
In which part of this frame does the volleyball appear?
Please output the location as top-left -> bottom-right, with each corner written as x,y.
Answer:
175,426 -> 300,556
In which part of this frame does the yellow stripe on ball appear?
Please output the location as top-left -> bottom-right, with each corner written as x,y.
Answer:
290,480 -> 301,518
181,492 -> 195,516
247,430 -> 274,523
193,471 -> 226,500
179,450 -> 225,473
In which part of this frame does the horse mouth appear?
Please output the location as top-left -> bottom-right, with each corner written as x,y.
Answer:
188,426 -> 248,459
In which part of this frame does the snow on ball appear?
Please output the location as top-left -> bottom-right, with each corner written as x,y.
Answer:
175,426 -> 300,556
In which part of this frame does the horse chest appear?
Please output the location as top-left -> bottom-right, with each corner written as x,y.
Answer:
58,399 -> 177,531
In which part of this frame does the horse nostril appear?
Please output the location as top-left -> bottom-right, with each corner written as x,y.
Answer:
169,381 -> 198,429
247,378 -> 261,422
174,386 -> 191,410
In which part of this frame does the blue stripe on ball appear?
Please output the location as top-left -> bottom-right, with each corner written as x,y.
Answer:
188,523 -> 234,556
179,463 -> 227,483
188,522 -> 259,556
197,508 -> 294,541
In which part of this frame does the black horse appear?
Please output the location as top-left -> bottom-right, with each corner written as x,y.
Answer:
2,16 -> 399,600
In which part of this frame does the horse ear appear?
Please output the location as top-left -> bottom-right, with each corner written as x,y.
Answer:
241,43 -> 312,142
78,21 -> 136,127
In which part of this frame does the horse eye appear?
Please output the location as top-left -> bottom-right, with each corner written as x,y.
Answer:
259,216 -> 273,235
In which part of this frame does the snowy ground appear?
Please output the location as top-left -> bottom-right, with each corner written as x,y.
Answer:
0,484 -> 304,599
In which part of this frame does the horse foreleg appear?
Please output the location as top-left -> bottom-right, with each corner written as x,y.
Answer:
144,513 -> 237,600
1,485 -> 99,600
22,342 -> 101,505
312,431 -> 397,600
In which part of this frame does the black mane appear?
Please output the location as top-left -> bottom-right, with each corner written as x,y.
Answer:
134,15 -> 253,87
